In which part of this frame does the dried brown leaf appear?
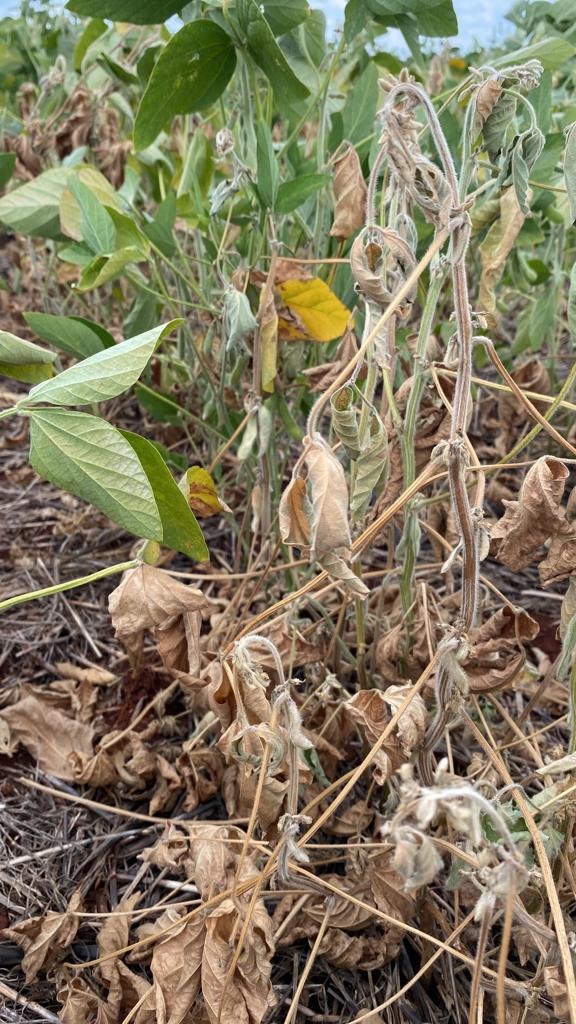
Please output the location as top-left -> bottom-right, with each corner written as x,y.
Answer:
346,688 -> 425,783
147,908 -> 205,1024
540,525 -> 576,585
0,695 -> 94,781
109,564 -> 209,672
4,891 -> 82,983
317,926 -> 395,969
491,457 -> 569,570
330,143 -> 367,239
279,475 -> 311,549
202,898 -> 275,1024
57,973 -> 116,1024
473,76 -> 503,131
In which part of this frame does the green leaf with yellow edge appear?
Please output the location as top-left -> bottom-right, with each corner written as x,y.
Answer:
278,278 -> 351,342
179,466 -> 230,518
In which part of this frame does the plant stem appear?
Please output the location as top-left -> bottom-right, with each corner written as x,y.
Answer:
0,559 -> 140,614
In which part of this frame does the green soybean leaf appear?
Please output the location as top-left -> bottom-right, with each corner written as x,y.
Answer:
121,429 -> 209,560
67,177 -> 117,255
342,62 -> 379,148
24,312 -> 115,358
76,246 -> 145,291
564,122 -> 576,223
512,128 -> 544,215
236,0 -> 309,108
134,21 -> 237,151
66,0 -> 182,23
73,17 -> 107,71
0,331 -> 56,384
0,168 -> 68,238
276,173 -> 330,213
491,36 -> 576,72
0,152 -> 16,190
143,192 -> 177,256
483,92 -> 517,161
223,286 -> 257,352
26,320 -> 181,406
261,0 -> 310,35
29,408 -> 162,540
256,124 -> 279,210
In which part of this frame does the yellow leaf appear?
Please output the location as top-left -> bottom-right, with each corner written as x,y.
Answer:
278,277 -> 351,343
181,467 -> 231,518
258,284 -> 278,393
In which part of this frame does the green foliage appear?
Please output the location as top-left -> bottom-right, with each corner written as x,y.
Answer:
134,21 -> 237,150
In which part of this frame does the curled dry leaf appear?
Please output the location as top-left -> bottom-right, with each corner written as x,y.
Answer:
0,694 -> 94,781
57,972 -> 115,1024
463,605 -> 539,693
280,435 -> 368,598
540,526 -> 576,585
346,686 -> 427,783
305,435 -> 369,598
3,891 -> 82,983
109,563 -> 210,674
491,457 -> 569,570
330,143 -> 367,239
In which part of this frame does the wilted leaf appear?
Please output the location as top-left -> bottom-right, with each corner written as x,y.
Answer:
109,563 -> 209,672
0,695 -> 94,780
479,187 -> 525,325
278,278 -> 350,342
4,891 -> 82,983
491,457 -> 569,570
330,143 -> 367,239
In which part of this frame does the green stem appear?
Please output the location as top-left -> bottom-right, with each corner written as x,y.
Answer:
0,406 -> 18,421
401,261 -> 446,487
0,559 -> 140,614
